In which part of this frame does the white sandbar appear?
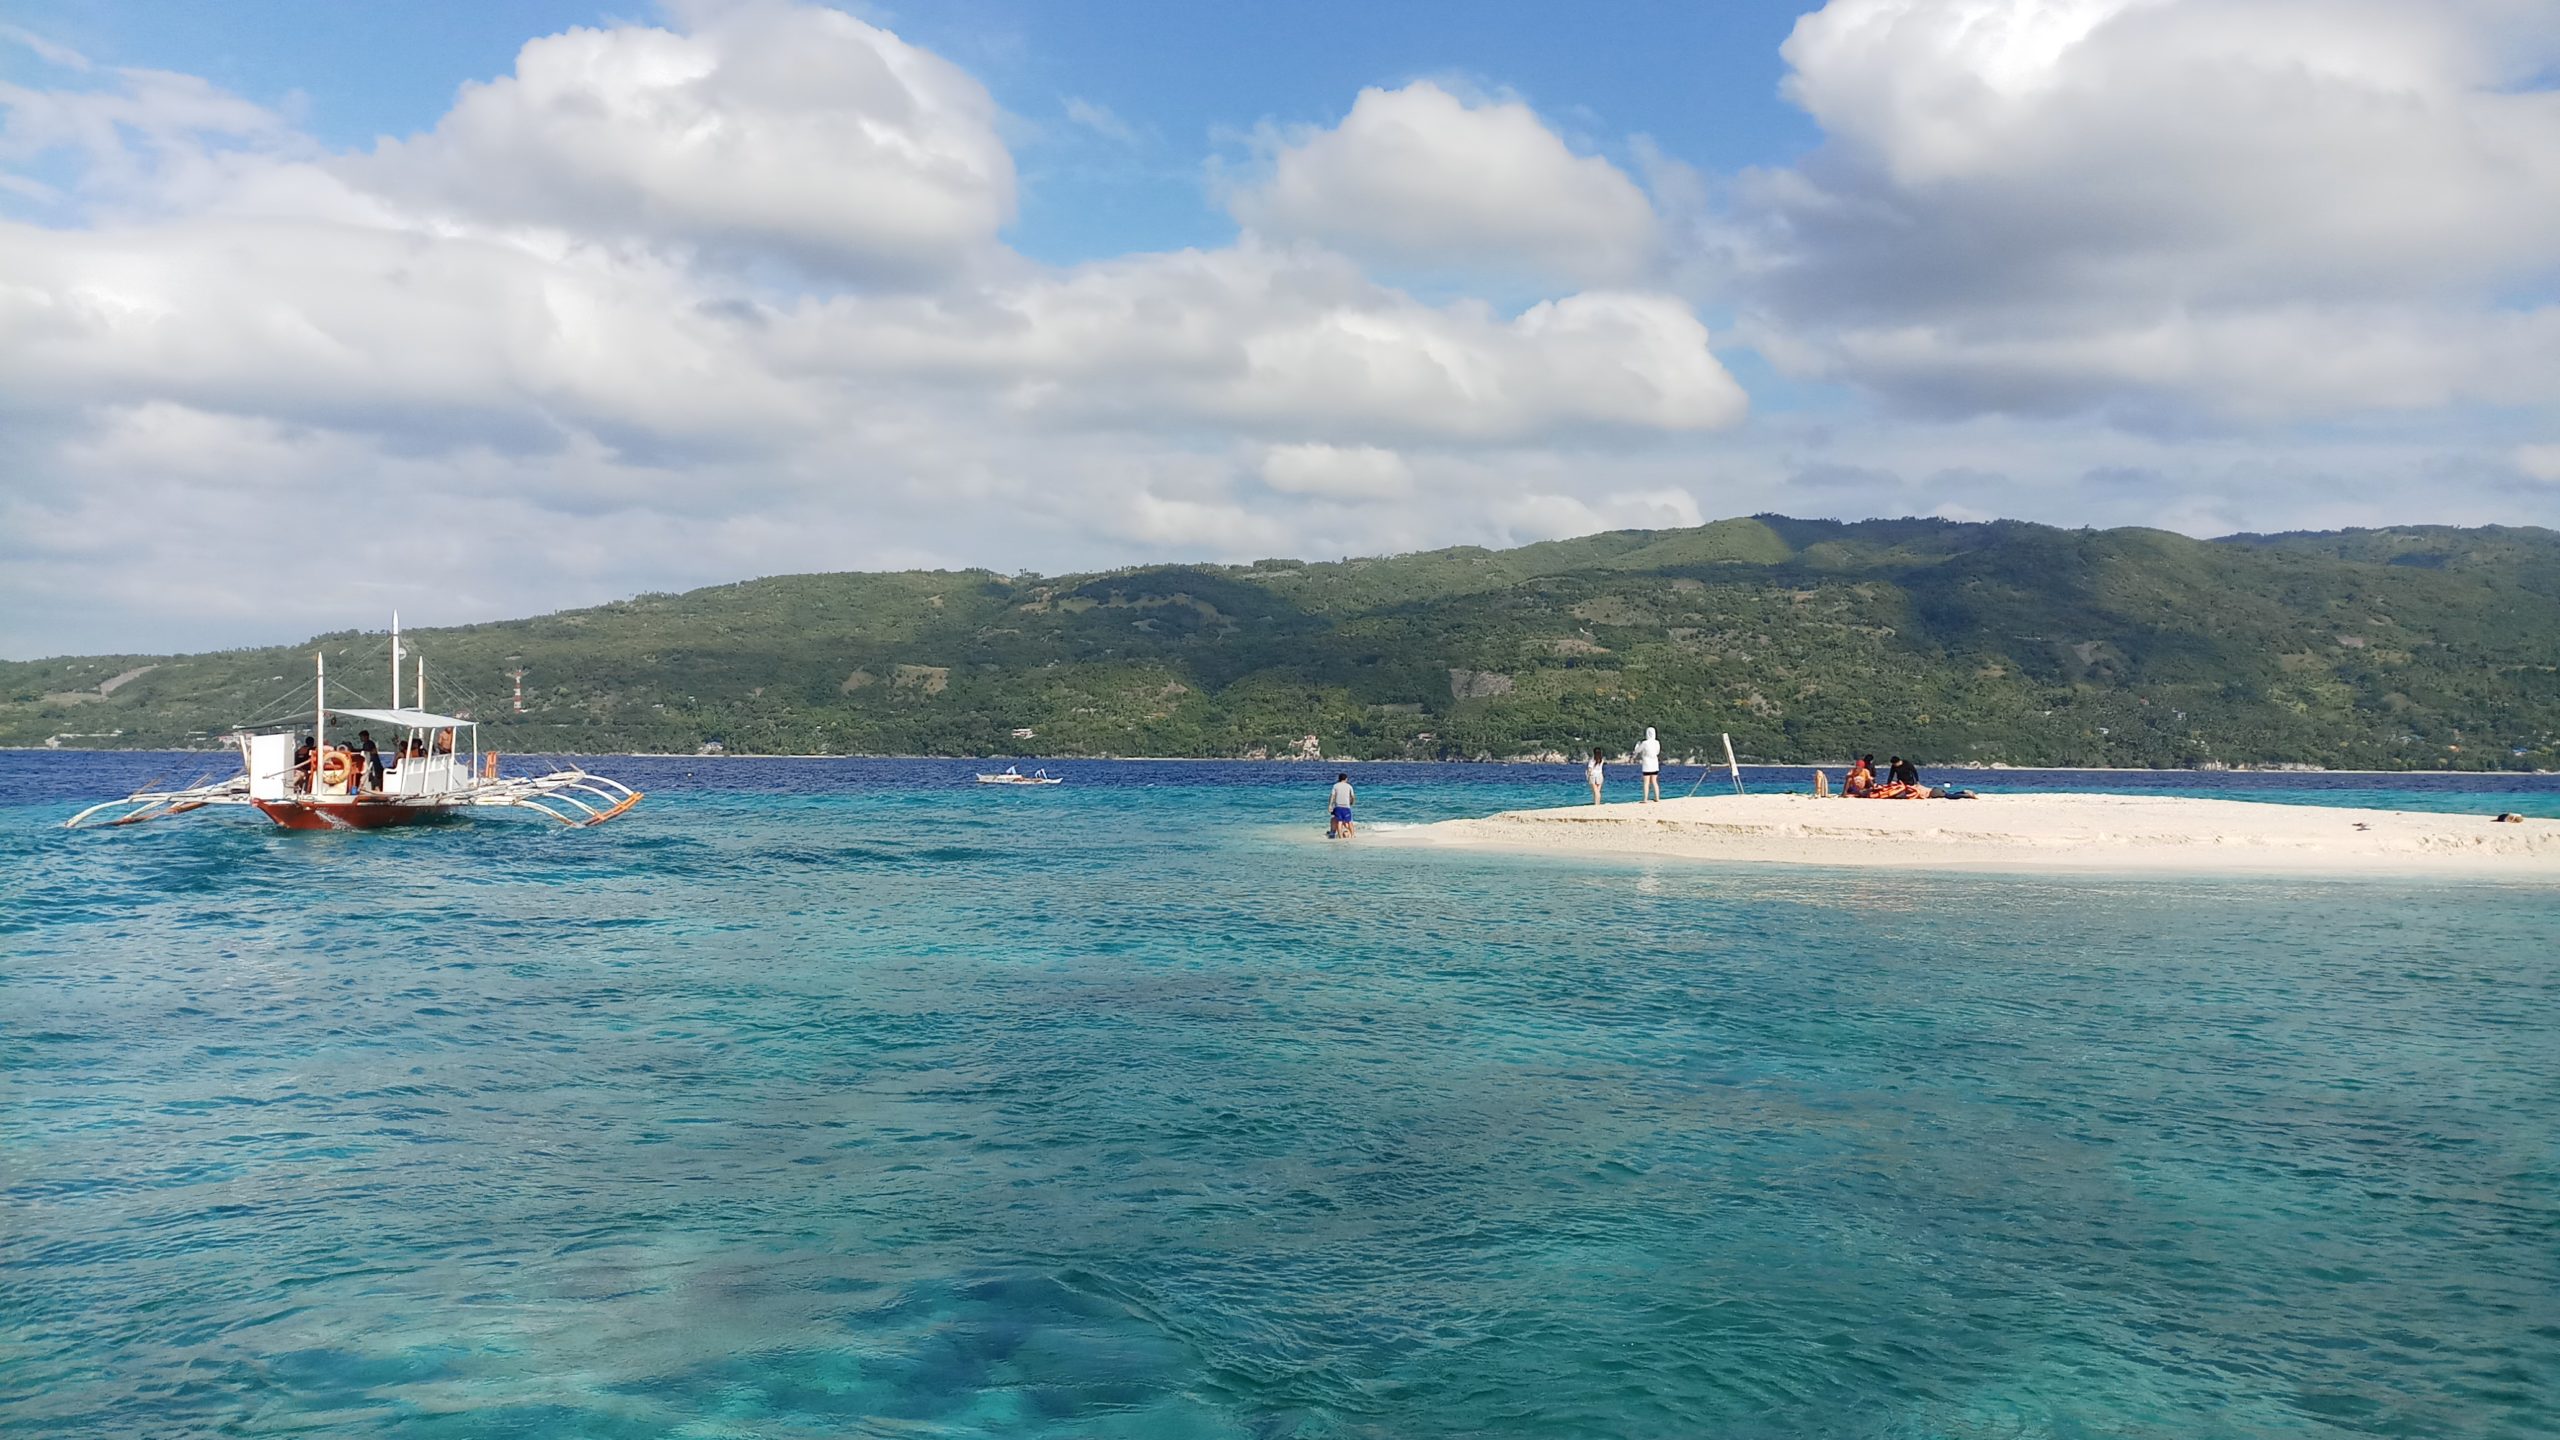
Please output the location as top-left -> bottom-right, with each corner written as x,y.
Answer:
1378,792 -> 2560,878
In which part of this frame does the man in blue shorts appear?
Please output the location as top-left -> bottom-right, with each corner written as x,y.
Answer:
1328,772 -> 1356,838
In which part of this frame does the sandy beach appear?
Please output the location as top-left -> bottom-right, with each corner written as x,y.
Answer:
1379,792 -> 2560,877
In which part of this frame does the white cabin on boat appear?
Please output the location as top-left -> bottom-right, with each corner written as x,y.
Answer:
245,707 -> 481,800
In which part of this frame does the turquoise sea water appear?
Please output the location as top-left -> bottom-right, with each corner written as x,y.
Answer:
5,754 -> 2557,1438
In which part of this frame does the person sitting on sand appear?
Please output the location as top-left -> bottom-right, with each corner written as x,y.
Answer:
1844,755 -> 1875,797
1634,727 -> 1663,802
1328,773 -> 1356,838
1866,755 -> 1934,799
1858,755 -> 1931,799
1586,748 -> 1607,806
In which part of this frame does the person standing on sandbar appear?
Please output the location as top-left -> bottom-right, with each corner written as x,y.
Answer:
1328,772 -> 1356,838
1634,727 -> 1663,803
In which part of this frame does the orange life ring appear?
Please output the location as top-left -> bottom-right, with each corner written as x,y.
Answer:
320,749 -> 354,784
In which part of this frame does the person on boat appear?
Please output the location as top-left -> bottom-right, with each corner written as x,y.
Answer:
1844,754 -> 1875,797
1634,727 -> 1663,802
1586,747 -> 1607,806
292,735 -> 316,793
355,731 -> 382,790
1329,773 -> 1356,838
435,729 -> 456,755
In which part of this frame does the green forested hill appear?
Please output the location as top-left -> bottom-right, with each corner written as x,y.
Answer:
9,516 -> 2559,768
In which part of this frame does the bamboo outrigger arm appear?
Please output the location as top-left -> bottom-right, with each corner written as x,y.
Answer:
467,769 -> 644,827
64,775 -> 253,829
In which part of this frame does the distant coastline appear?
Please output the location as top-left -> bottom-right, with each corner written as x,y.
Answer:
10,517 -> 2558,772
7,745 -> 2554,777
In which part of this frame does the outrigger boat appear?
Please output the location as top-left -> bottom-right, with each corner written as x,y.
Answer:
974,766 -> 1062,786
66,619 -> 641,831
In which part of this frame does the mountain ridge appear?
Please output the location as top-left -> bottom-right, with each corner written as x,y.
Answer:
9,515 -> 2558,769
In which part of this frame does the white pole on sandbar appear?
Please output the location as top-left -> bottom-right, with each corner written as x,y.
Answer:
1724,732 -> 1743,796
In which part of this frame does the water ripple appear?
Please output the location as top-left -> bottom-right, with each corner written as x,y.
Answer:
4,756 -> 2557,1436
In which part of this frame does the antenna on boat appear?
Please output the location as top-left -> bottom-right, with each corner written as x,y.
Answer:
416,655 -> 426,712
391,612 -> 403,710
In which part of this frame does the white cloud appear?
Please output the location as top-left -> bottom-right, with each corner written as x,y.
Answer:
0,215 -> 820,451
13,1 -> 2551,661
1728,0 -> 2560,421
1258,443 -> 1413,500
0,57 -> 300,210
350,1 -> 1016,281
1490,487 -> 1703,542
1230,81 -> 1660,286
1062,96 -> 1137,145
1780,303 -> 2560,424
2,25 -> 94,72
772,245 -> 1746,440
0,6 -> 1749,656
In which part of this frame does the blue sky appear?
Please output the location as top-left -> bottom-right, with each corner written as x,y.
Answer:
3,0 -> 2556,655
4,0 -> 1821,265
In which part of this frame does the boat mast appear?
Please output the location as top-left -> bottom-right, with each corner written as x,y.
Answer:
315,651 -> 326,759
417,656 -> 426,712
391,612 -> 402,710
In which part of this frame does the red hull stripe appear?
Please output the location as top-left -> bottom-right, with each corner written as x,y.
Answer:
252,799 -> 468,831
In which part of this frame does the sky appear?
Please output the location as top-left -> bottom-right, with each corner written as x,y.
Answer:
3,0 -> 2557,657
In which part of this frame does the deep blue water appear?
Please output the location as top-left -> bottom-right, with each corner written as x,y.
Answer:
5,754 -> 2557,1438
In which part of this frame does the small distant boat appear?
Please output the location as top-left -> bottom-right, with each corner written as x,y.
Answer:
975,766 -> 1062,786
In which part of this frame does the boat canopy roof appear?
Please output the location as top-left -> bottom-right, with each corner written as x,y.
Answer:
328,706 -> 475,728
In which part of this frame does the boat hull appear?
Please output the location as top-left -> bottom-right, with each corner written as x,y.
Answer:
252,797 -> 470,831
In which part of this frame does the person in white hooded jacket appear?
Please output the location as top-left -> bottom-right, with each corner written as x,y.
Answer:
1634,727 -> 1663,802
